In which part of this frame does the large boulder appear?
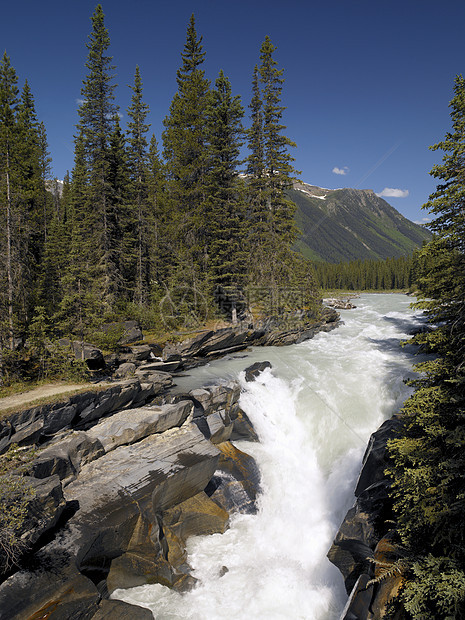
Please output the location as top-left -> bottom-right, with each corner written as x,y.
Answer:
244,360 -> 272,382
85,401 -> 193,453
31,431 -> 105,481
58,339 -> 106,371
355,417 -> 401,497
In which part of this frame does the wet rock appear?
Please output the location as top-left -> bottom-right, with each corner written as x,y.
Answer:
92,599 -> 154,619
355,417 -> 401,497
327,503 -> 376,594
244,360 -> 272,382
206,441 -> 261,515
230,409 -> 258,442
162,491 -> 229,569
189,382 -> 240,417
206,411 -> 233,444
340,573 -> 374,620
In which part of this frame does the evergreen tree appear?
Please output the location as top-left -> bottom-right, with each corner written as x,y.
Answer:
0,52 -> 19,349
162,14 -> 211,288
76,3 -> 119,310
126,66 -> 151,305
258,36 -> 298,245
147,134 -> 168,288
205,70 -> 247,288
246,38 -> 300,287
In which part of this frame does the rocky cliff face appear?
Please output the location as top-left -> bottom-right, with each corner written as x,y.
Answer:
328,416 -> 404,619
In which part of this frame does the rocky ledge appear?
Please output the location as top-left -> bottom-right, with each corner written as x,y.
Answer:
0,367 -> 262,619
58,307 -> 340,377
328,416 -> 403,619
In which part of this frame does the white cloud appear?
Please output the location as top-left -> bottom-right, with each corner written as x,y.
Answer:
332,166 -> 349,175
76,98 -> 87,106
414,216 -> 432,225
376,187 -> 409,198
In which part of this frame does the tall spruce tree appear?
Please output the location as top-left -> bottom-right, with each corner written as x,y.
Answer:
0,52 -> 19,348
205,70 -> 247,288
258,36 -> 298,245
126,66 -> 151,305
76,3 -> 120,311
162,14 -> 211,288
246,38 -> 300,287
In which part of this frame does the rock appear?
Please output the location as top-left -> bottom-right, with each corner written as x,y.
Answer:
0,556 -> 100,620
206,411 -> 233,444
20,474 -> 66,548
31,431 -> 105,481
59,339 -> 106,370
355,417 -> 401,497
121,321 -> 144,344
114,362 -> 136,379
133,368 -> 173,388
7,418 -> 44,448
327,502 -> 376,594
244,360 -> 272,382
105,514 -> 174,592
128,344 -> 155,361
85,401 -> 193,453
230,408 -> 258,441
324,298 -> 357,310
340,573 -> 374,620
189,382 -> 240,417
162,328 -> 253,361
91,599 -> 154,619
101,321 -> 143,345
136,360 -> 180,373
162,491 -> 229,569
206,441 -> 261,515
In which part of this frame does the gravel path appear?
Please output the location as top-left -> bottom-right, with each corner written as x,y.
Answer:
0,382 -> 95,412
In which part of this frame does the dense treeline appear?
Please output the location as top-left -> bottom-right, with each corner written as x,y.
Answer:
0,6 -> 318,370
314,255 -> 415,291
383,74 -> 465,618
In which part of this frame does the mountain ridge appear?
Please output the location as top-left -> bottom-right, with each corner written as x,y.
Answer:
289,181 -> 431,263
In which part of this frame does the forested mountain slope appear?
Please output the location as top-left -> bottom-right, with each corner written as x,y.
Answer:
290,181 -> 431,262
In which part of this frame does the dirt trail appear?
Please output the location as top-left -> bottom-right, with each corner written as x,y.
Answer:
0,382 -> 97,413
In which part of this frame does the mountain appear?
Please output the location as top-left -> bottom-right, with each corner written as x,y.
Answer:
289,181 -> 431,263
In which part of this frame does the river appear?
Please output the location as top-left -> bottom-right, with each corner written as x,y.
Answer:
112,293 -> 427,619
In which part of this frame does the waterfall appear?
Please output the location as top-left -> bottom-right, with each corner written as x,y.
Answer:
112,294 -> 426,619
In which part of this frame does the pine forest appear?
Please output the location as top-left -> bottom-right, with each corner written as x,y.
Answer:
0,6 -> 319,374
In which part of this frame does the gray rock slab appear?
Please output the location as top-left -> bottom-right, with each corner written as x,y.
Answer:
64,423 -> 221,518
85,401 -> 193,453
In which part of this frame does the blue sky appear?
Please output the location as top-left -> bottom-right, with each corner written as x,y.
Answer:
2,0 -> 464,224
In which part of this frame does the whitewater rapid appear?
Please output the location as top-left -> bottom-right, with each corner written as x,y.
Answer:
113,294 -> 427,619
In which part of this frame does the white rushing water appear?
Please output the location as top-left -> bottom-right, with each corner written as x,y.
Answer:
113,294 -> 427,619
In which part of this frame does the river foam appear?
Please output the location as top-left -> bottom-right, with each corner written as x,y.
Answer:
112,294 -> 426,619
